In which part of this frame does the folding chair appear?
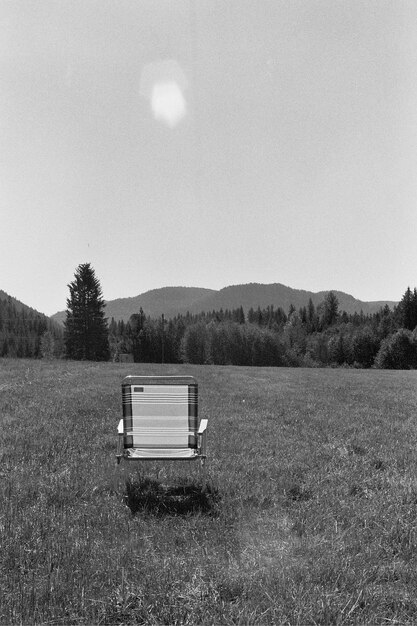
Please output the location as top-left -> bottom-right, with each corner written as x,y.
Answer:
117,376 -> 208,468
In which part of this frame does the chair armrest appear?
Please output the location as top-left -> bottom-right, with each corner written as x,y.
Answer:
116,419 -> 124,463
197,419 -> 208,457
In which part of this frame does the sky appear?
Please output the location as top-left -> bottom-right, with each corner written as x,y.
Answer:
1,0 -> 417,315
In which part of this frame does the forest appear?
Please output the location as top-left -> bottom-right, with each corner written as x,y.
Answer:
0,295 -> 63,358
108,287 -> 417,370
2,285 -> 417,369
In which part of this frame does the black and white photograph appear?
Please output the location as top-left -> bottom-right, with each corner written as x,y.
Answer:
1,1 -> 417,623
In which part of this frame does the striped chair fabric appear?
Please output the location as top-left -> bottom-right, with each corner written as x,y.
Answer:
119,376 -> 203,461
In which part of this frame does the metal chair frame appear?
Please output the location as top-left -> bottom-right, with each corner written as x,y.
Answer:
116,375 -> 208,468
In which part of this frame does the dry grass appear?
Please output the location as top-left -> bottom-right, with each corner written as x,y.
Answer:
1,359 -> 417,624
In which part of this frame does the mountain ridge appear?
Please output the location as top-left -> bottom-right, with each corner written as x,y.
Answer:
50,282 -> 398,325
0,289 -> 49,317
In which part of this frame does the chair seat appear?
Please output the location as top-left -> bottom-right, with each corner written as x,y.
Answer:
125,447 -> 199,460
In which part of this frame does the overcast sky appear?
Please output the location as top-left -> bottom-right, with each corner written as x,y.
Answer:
1,0 -> 416,315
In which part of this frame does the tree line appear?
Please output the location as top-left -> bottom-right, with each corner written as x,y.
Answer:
3,264 -> 417,369
106,285 -> 417,370
58,264 -> 417,369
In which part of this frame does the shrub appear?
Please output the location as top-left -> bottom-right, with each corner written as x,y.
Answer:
375,329 -> 417,369
351,327 -> 380,368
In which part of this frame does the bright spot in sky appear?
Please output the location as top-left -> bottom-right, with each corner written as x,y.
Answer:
151,81 -> 187,128
140,59 -> 188,128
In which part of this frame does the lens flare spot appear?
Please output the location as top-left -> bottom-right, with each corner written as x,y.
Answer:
151,81 -> 186,128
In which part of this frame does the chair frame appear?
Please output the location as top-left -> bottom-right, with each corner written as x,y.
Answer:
117,417 -> 208,464
116,376 -> 207,467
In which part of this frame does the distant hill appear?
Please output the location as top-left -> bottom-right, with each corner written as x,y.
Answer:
0,289 -> 63,358
106,287 -> 215,321
0,288 -> 64,331
185,284 -> 397,317
51,283 -> 397,324
0,289 -> 47,317
51,286 -> 216,325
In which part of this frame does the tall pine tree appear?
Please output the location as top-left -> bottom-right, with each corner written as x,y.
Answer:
396,286 -> 417,331
64,263 -> 110,361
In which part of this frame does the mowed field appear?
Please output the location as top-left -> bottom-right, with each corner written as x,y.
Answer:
1,359 -> 417,625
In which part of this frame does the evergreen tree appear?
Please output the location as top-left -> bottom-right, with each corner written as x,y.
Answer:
376,304 -> 394,339
64,263 -> 110,361
306,298 -> 317,332
247,307 -> 255,324
396,286 -> 417,331
288,303 -> 296,317
321,291 -> 339,328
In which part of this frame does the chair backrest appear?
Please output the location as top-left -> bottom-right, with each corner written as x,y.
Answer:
122,376 -> 198,450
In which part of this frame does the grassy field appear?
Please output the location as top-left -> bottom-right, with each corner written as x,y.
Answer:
1,359 -> 417,624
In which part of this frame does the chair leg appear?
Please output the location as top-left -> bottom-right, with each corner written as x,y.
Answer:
112,457 -> 125,494
200,458 -> 207,492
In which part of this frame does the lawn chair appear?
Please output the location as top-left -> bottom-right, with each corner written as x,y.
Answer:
117,376 -> 208,468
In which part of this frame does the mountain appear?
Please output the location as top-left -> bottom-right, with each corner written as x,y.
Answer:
0,289 -> 48,317
51,286 -> 216,325
0,289 -> 63,358
101,287 -> 215,321
184,284 -> 397,317
0,289 -> 64,331
50,283 -> 397,324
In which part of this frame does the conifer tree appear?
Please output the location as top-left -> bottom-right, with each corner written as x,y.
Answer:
64,263 -> 110,361
321,291 -> 339,328
396,286 -> 417,331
